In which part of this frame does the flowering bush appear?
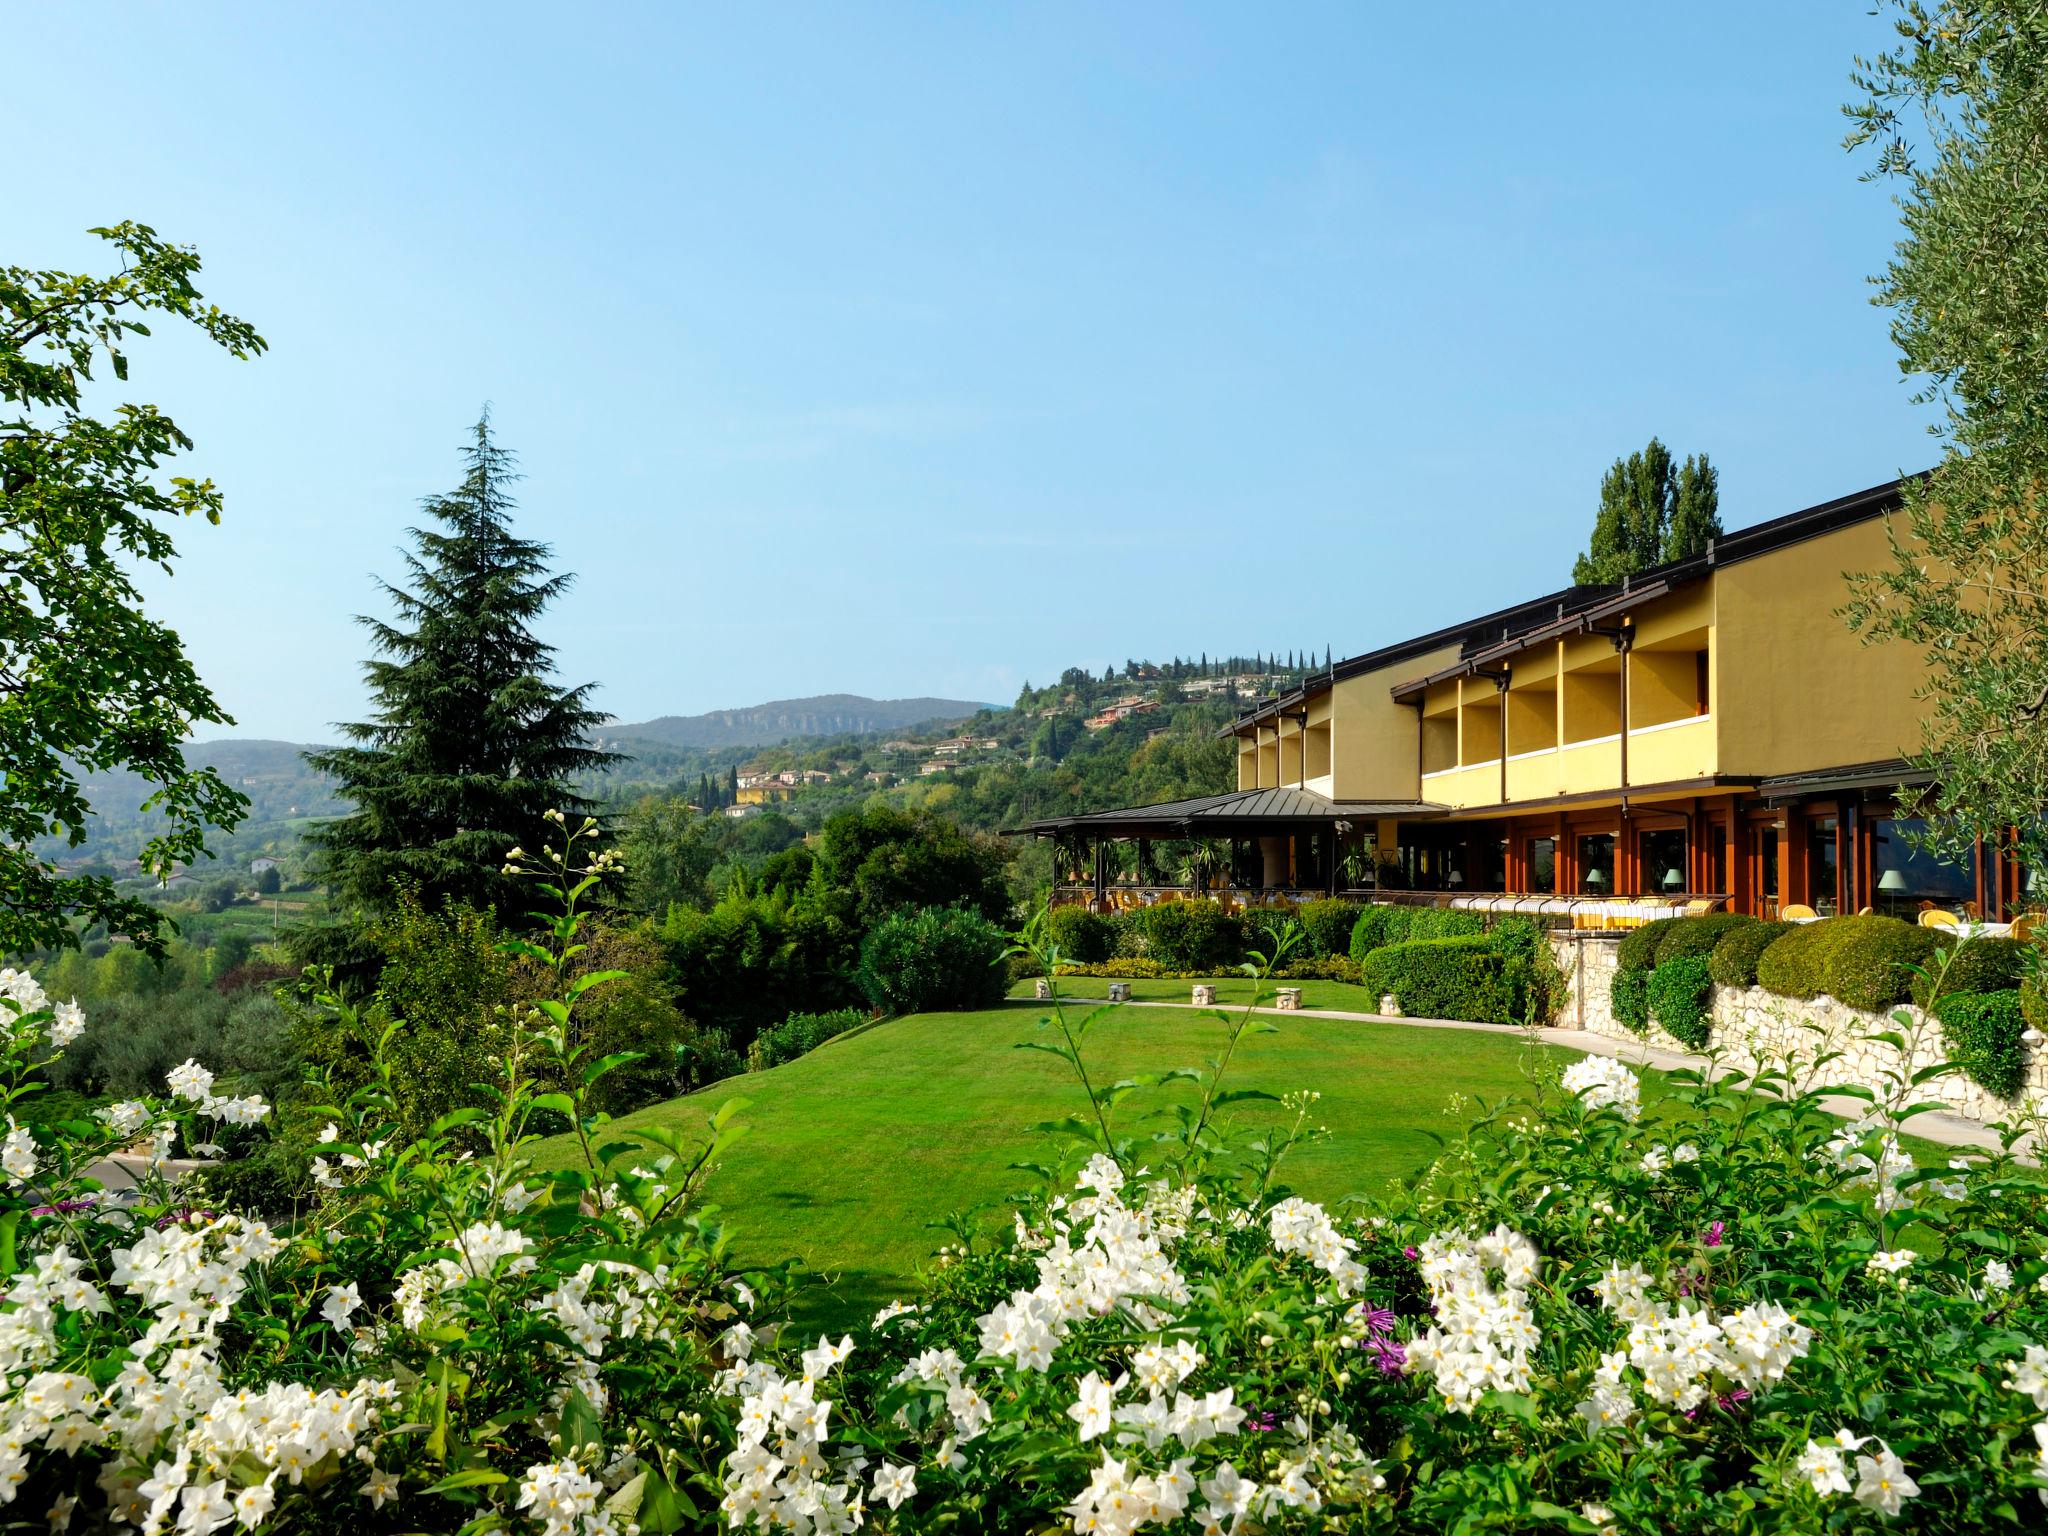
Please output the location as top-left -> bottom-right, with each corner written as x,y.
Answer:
4,842 -> 2048,1534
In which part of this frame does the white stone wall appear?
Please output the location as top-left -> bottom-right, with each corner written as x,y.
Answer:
1545,933 -> 2048,1128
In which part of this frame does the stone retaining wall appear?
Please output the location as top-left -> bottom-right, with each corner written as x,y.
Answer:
1545,932 -> 2048,1127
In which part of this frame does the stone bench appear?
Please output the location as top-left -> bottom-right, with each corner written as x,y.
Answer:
1107,982 -> 1132,1003
1191,983 -> 1217,1006
1276,987 -> 1303,1011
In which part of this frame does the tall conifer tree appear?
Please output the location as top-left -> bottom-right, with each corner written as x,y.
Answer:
307,414 -> 612,914
1572,438 -> 1720,584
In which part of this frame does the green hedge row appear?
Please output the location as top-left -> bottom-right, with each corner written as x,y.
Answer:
1933,990 -> 2031,1099
1347,905 -> 1486,965
1358,935 -> 1534,1027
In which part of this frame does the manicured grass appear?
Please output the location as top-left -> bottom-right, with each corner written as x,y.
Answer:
531,1000 -> 1578,1328
1009,975 -> 1391,1013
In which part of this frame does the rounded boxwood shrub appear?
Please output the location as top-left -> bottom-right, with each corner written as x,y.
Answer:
1933,988 -> 2030,1098
1348,906 -> 1396,963
1142,901 -> 1244,972
2025,975 -> 2048,1035
1708,920 -> 1795,988
1615,916 -> 1684,973
1358,935 -> 1527,1025
855,905 -> 1010,1015
1645,955 -> 1715,1049
1408,907 -> 1486,942
1653,912 -> 1756,965
1296,898 -> 1364,959
1816,914 -> 1947,1012
1045,904 -> 1115,965
1910,934 -> 2025,1007
1610,965 -> 1651,1033
1753,920 -> 1838,999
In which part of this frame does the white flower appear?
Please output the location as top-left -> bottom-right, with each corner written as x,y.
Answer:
1560,1055 -> 1641,1120
360,1470 -> 399,1508
1796,1438 -> 1853,1495
872,1299 -> 921,1328
49,999 -> 85,1049
2007,1345 -> 2048,1411
1852,1444 -> 1919,1517
1985,1260 -> 2015,1294
870,1463 -> 915,1510
1639,1144 -> 1670,1178
99,1100 -> 153,1138
176,1479 -> 234,1535
320,1283 -> 362,1331
1067,1370 -> 1117,1442
165,1059 -> 216,1104
1580,1506 -> 1616,1532
232,1481 -> 275,1528
1866,1250 -> 1915,1280
1671,1142 -> 1699,1164
1,1119 -> 36,1186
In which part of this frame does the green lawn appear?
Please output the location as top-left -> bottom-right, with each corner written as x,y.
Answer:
532,1000 -> 1576,1329
1009,975 -> 1393,1013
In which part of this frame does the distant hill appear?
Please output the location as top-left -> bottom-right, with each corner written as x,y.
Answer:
605,694 -> 990,751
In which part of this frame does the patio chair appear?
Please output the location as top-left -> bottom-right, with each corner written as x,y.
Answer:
1917,908 -> 1958,928
1781,903 -> 1818,921
2012,912 -> 2039,944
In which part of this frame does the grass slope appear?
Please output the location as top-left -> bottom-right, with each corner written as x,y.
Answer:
535,1000 -> 1576,1328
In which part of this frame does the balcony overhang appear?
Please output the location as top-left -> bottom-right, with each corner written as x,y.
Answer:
1388,578 -> 1690,703
1004,786 -> 1447,838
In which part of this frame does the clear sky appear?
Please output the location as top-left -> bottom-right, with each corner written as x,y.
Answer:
15,3 -> 1930,744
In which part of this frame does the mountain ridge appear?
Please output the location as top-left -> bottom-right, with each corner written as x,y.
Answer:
602,693 -> 991,750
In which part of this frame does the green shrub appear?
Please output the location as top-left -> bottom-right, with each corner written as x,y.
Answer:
1487,916 -> 1543,960
1273,955 -> 1364,984
1045,905 -> 1116,965
1052,958 -> 1169,979
1654,913 -> 1756,965
1708,920 -> 1795,988
1358,936 -> 1528,1025
1934,989 -> 2030,1098
1108,909 -> 1151,960
1610,966 -> 1650,1033
1910,935 -> 2026,1007
1348,907 -> 1397,964
1616,917 -> 1683,973
1816,915 -> 1947,1012
1753,921 -> 1837,1000
856,905 -> 1010,1015
748,1008 -> 867,1071
1408,908 -> 1486,942
1140,901 -> 1245,972
2025,975 -> 2048,1036
1645,956 -> 1715,1049
1296,899 -> 1364,959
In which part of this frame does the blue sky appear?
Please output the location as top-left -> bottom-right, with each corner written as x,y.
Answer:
16,3 -> 1928,743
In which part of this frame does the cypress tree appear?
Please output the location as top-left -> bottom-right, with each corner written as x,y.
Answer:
1572,438 -> 1717,585
1664,453 -> 1722,563
306,413 -> 613,915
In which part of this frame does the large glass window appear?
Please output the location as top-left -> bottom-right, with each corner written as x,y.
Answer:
1640,829 -> 1687,895
1577,833 -> 1616,895
1805,816 -> 1839,915
1871,817 -> 1974,913
1527,837 -> 1556,894
1707,821 -> 1728,897
1476,837 -> 1507,892
1751,824 -> 1779,903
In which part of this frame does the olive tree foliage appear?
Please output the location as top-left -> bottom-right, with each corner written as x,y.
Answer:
1842,3 -> 2048,875
0,225 -> 261,957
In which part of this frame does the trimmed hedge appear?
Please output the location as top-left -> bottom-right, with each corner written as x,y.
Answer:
1709,920 -> 1796,988
1296,899 -> 1365,959
1646,956 -> 1715,1049
1616,917 -> 1684,973
1347,905 -> 1485,965
1358,935 -> 1530,1026
1753,920 -> 1837,999
1653,913 -> 1756,965
1934,989 -> 2030,1098
855,905 -> 1010,1015
1612,967 -> 1650,1033
1910,936 -> 2026,1007
1046,905 -> 1116,965
2025,977 -> 2048,1036
1814,916 -> 1947,1012
1273,955 -> 1365,984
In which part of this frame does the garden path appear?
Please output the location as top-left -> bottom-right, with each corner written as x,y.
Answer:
1113,999 -> 2011,1153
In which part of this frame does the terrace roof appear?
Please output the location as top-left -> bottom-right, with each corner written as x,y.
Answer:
1007,786 -> 1443,837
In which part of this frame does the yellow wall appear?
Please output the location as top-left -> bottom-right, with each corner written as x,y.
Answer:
1715,517 -> 1929,776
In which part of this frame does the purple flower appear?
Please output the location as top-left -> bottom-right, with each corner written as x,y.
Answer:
1402,1245 -> 1419,1261
1360,1306 -> 1398,1339
1716,1388 -> 1752,1414
1702,1220 -> 1726,1248
1366,1337 -> 1407,1376
28,1195 -> 99,1218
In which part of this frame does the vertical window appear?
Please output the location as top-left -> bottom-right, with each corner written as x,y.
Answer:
1806,816 -> 1839,916
1577,833 -> 1616,895
1694,651 -> 1710,715
1870,817 -> 1974,913
1640,829 -> 1687,895
1528,837 -> 1556,894
1707,822 -> 1728,896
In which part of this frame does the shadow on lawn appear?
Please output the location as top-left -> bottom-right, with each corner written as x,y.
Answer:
783,1265 -> 919,1335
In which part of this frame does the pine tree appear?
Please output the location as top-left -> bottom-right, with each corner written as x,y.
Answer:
1572,438 -> 1718,584
306,414 -> 613,915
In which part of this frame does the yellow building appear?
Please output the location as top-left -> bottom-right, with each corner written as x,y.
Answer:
735,782 -> 796,806
1017,478 -> 2021,919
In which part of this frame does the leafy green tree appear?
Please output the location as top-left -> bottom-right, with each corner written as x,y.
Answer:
1572,438 -> 1721,584
254,865 -> 283,896
1843,2 -> 2048,877
307,415 -> 613,915
0,223 -> 262,957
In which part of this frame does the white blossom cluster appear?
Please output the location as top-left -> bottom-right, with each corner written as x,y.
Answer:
1404,1227 -> 1542,1411
528,1261 -> 679,1415
717,1340 -> 867,1533
2007,1343 -> 2048,1506
1267,1197 -> 1367,1297
1794,1429 -> 1921,1517
517,1456 -> 631,1536
1817,1118 -> 1919,1214
1559,1056 -> 1641,1120
1577,1263 -> 1811,1426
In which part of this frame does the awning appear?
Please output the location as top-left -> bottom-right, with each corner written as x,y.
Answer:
1005,786 -> 1445,838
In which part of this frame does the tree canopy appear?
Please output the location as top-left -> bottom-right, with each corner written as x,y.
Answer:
1571,438 -> 1721,585
307,415 -> 614,916
1843,1 -> 2048,876
0,224 -> 262,957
